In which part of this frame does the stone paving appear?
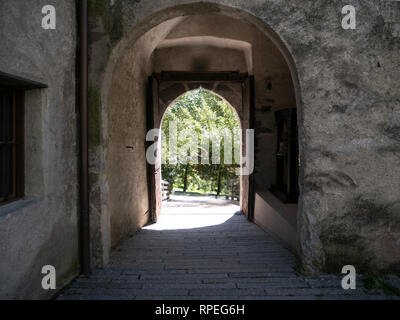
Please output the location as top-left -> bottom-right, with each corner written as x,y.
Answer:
59,196 -> 400,300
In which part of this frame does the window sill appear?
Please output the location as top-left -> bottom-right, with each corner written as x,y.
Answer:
0,197 -> 41,218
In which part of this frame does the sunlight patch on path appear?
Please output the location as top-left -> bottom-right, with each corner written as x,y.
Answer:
143,214 -> 236,230
144,195 -> 240,230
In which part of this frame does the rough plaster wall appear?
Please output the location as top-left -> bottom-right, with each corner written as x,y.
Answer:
107,32 -> 153,248
87,0 -> 186,265
90,0 -> 400,274
97,16 -> 182,251
0,0 -> 78,299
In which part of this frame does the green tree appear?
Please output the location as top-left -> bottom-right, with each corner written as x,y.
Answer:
161,89 -> 241,196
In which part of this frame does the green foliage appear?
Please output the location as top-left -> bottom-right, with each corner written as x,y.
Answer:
88,86 -> 101,146
363,274 -> 400,296
161,89 -> 241,196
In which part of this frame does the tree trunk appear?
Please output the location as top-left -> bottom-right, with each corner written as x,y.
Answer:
216,166 -> 223,197
183,163 -> 189,193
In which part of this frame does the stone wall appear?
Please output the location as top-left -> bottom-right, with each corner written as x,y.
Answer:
0,0 -> 79,299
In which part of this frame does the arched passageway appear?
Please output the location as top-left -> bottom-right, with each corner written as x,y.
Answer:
89,4 -> 303,272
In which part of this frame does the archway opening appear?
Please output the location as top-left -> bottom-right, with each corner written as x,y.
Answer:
160,88 -> 242,219
95,5 -> 302,267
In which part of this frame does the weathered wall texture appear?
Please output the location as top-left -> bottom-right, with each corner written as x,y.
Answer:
88,0 -> 400,274
88,7 -> 184,264
0,0 -> 79,299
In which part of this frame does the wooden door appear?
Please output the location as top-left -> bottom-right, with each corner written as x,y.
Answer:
146,76 -> 162,223
240,76 -> 255,220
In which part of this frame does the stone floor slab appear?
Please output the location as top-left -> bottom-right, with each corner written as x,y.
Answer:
59,197 -> 400,300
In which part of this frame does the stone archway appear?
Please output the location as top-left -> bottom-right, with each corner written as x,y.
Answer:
89,2 -> 307,272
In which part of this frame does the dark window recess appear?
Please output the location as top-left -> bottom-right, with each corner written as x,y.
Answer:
270,108 -> 299,204
0,88 -> 24,203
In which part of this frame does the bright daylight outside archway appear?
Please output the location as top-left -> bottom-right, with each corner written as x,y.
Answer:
152,89 -> 242,229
